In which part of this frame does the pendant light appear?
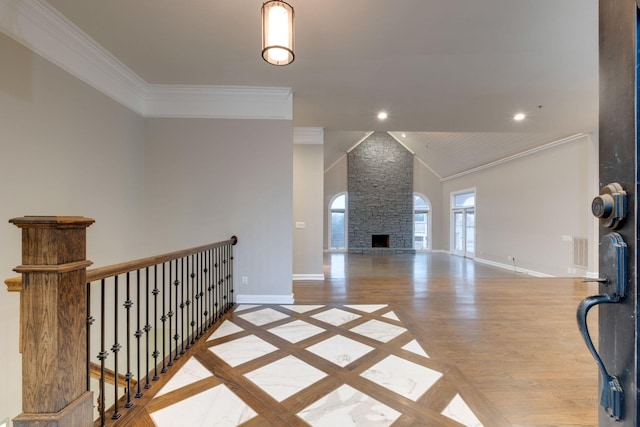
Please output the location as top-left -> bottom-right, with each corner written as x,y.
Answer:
261,1 -> 295,66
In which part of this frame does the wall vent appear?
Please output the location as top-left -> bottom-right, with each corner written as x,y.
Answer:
573,237 -> 588,268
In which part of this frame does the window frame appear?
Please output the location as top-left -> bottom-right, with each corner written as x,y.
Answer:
328,192 -> 348,251
413,193 -> 432,251
450,188 -> 476,257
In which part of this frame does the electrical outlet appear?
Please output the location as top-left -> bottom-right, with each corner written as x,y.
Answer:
507,255 -> 514,261
241,276 -> 248,285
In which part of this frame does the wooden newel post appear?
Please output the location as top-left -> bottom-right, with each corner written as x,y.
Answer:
10,216 -> 95,427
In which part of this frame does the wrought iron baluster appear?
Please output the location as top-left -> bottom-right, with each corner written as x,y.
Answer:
161,263 -> 168,374
86,282 -> 93,392
112,276 -> 122,420
193,253 -> 199,340
198,251 -> 204,335
190,253 -> 196,344
144,267 -> 151,390
135,270 -> 143,398
203,250 -> 210,330
210,250 -> 214,327
173,259 -> 181,361
186,255 -> 193,349
179,257 -> 185,356
228,244 -> 232,311
168,261 -> 175,366
229,244 -> 236,308
152,265 -> 160,382
215,247 -> 221,319
208,249 -> 214,327
223,245 -> 228,312
210,249 -> 215,325
124,272 -> 133,408
98,278 -> 108,426
218,247 -> 224,316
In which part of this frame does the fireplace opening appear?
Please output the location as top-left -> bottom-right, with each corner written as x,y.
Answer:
372,234 -> 390,248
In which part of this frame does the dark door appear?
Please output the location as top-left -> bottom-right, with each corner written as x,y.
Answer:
580,0 -> 640,425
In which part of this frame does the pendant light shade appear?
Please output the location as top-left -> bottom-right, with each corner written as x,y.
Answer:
262,1 -> 295,66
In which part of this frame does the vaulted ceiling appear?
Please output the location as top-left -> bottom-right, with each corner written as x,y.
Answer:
40,0 -> 599,178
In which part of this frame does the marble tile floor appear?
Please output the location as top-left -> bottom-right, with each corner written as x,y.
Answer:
143,304 -> 509,426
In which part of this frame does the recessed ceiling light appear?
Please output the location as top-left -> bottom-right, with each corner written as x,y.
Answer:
377,111 -> 388,120
514,113 -> 526,121
401,133 -> 406,138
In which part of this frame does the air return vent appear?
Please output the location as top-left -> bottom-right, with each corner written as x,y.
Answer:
573,237 -> 588,268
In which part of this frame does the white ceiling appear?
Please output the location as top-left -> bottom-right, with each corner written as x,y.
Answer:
42,0 -> 599,177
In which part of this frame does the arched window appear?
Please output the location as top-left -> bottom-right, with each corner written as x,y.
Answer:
329,193 -> 347,250
414,193 -> 431,250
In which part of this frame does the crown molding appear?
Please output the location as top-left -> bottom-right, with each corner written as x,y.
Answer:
145,85 -> 293,120
441,133 -> 588,182
0,0 -> 147,114
293,127 -> 324,144
0,0 -> 293,120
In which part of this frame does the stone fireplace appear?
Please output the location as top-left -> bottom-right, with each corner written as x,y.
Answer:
347,132 -> 415,254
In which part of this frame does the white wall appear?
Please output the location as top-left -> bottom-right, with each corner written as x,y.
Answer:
293,145 -> 324,277
414,159 -> 444,250
0,33 -> 147,421
144,118 -> 293,301
442,135 -> 596,277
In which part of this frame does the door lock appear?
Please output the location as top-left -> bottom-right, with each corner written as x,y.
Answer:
592,182 -> 627,229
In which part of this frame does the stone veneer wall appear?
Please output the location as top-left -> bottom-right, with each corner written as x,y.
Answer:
348,132 -> 415,254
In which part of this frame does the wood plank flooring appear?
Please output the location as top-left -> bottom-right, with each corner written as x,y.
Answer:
294,253 -> 599,426
115,252 -> 598,426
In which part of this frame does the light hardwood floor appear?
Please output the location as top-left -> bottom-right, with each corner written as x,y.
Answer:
294,253 -> 599,426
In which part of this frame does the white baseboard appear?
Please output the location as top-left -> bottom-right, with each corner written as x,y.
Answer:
585,271 -> 599,279
474,257 -> 554,278
292,274 -> 325,281
235,294 -> 295,304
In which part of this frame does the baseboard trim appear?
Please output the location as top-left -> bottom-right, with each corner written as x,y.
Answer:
235,294 -> 295,304
292,274 -> 325,281
474,257 -> 554,278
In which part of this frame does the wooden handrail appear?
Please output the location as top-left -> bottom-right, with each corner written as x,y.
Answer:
5,276 -> 21,292
5,235 -> 238,292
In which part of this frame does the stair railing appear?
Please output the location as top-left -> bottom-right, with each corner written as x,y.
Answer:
6,216 -> 237,427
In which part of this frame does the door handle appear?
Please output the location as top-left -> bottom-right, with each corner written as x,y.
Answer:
576,232 -> 627,421
577,295 -> 623,420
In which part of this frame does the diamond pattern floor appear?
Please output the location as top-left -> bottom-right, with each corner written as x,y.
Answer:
141,304 -> 509,426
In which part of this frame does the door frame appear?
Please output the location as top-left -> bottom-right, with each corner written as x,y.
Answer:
450,188 -> 476,258
587,1 -> 639,424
